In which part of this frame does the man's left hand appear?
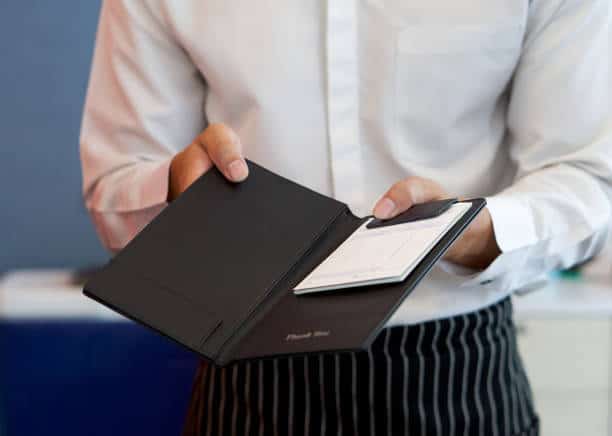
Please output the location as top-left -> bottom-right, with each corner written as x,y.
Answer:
373,176 -> 500,270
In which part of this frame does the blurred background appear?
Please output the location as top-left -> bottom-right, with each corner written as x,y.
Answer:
0,2 -> 198,435
1,2 -> 611,436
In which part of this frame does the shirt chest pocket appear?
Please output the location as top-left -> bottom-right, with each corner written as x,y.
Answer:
392,23 -> 523,163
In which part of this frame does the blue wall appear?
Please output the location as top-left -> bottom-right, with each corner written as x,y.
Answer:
0,1 -> 108,272
0,9 -> 198,436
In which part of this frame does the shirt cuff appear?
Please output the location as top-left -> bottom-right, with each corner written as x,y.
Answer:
135,158 -> 172,210
485,194 -> 538,252
87,158 -> 172,213
437,260 -> 480,278
438,249 -> 529,288
437,195 -> 537,287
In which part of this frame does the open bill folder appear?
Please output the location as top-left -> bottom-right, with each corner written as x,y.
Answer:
84,161 -> 484,366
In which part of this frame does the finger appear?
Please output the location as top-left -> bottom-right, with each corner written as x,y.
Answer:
168,142 -> 214,200
178,142 -> 214,190
373,177 -> 446,219
197,123 -> 248,182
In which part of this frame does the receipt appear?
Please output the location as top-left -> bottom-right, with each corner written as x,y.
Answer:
294,202 -> 471,294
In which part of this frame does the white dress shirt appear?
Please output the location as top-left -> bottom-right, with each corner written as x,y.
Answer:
80,0 -> 612,325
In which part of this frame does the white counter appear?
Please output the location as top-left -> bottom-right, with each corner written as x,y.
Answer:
513,276 -> 612,319
0,269 -> 122,320
2,269 -> 612,320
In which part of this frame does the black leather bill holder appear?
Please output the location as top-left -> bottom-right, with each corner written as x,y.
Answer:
83,160 -> 484,366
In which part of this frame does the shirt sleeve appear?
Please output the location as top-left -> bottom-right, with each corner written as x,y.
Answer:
80,0 -> 206,252
452,0 -> 612,290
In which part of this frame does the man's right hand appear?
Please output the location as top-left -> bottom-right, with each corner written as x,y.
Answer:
168,123 -> 249,201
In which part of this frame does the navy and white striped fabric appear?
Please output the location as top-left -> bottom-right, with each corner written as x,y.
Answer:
184,297 -> 539,436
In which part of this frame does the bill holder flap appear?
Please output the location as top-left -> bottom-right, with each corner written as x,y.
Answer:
85,160 -> 347,359
85,261 -> 222,358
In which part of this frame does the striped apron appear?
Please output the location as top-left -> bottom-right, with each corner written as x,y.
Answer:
183,297 -> 539,436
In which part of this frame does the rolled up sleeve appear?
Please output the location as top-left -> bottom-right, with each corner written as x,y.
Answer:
446,0 -> 612,291
80,0 -> 206,252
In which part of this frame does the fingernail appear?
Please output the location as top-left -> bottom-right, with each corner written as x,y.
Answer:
374,197 -> 396,219
227,159 -> 248,181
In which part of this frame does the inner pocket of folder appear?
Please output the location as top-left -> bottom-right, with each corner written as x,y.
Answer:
89,260 -> 223,353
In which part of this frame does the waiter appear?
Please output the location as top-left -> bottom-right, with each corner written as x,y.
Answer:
80,1 -> 611,435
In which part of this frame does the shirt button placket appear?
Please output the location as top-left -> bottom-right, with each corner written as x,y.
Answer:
326,0 -> 365,215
